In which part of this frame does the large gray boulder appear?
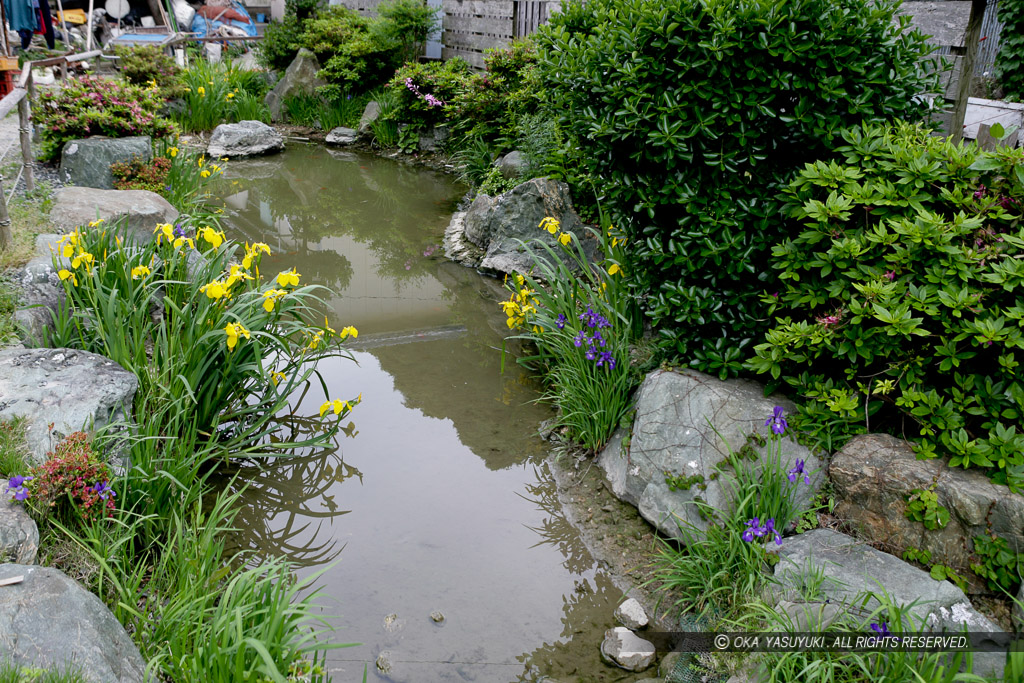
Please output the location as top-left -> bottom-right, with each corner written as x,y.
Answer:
444,178 -> 597,276
597,369 -> 824,541
50,187 -> 179,242
775,529 -> 1004,680
357,101 -> 381,138
0,564 -> 145,681
496,150 -> 527,179
207,120 -> 284,159
0,348 -> 137,464
831,434 -> 1024,591
0,483 -> 37,564
325,127 -> 357,146
59,136 -> 152,190
264,48 -> 326,121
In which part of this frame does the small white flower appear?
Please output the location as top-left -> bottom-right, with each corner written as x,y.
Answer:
629,465 -> 640,477
687,460 -> 699,471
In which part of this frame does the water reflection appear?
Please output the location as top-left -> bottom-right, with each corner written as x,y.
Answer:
217,147 -> 628,682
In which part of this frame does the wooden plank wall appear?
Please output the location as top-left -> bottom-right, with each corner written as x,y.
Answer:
441,0 -> 514,68
339,0 -> 388,16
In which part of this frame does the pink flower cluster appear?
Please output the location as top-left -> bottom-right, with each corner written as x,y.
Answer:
404,77 -> 445,108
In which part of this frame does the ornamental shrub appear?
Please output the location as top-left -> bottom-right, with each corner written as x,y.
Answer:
35,76 -> 176,161
300,6 -> 395,98
111,155 -> 172,193
533,0 -> 940,377
750,122 -> 1024,488
24,432 -> 115,525
448,40 -> 541,142
387,58 -> 471,129
996,0 -> 1024,101
114,44 -> 187,100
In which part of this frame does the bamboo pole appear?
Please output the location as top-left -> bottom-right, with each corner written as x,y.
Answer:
17,92 -> 34,194
85,0 -> 94,52
0,175 -> 11,251
54,0 -> 71,51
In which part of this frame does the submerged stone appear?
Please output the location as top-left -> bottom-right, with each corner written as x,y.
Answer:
600,627 -> 655,672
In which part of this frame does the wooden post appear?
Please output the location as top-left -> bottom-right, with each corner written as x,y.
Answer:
17,94 -> 34,194
951,0 -> 987,141
55,0 -> 71,52
0,175 -> 11,251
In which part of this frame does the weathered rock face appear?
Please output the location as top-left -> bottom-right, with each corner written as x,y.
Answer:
51,187 -> 179,241
207,120 -> 284,158
614,598 -> 649,630
831,433 -> 1024,589
357,101 -> 381,138
442,212 -> 484,269
264,48 -> 326,121
0,348 -> 137,464
496,150 -> 527,179
417,124 -> 449,152
598,369 -> 824,541
0,564 -> 145,682
600,627 -> 655,672
445,178 -> 598,276
326,126 -> 357,146
59,136 -> 152,190
0,484 -> 37,563
14,235 -> 66,343
775,529 -> 1005,680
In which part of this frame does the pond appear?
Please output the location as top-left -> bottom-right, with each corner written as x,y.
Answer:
215,145 -> 643,683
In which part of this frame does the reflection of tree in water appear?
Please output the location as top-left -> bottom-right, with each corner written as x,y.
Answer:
368,261 -> 552,470
219,147 -> 464,291
515,572 -> 637,683
519,465 -> 593,575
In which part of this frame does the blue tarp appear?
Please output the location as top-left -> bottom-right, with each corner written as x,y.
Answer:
190,2 -> 257,40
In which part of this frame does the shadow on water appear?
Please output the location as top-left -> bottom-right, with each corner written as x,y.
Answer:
216,146 -> 638,682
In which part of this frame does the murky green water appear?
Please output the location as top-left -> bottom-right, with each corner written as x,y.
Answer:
216,145 -> 643,682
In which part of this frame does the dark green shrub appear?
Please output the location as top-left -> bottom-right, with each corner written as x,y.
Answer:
387,58 -> 471,129
375,0 -> 441,66
996,0 -> 1024,101
35,76 -> 175,161
533,0 -> 940,377
751,122 -> 1024,488
115,45 -> 187,100
449,40 -> 540,141
258,14 -> 305,71
301,6 -> 395,98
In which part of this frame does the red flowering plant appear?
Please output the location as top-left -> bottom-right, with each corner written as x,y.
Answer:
17,432 -> 117,525
35,76 -> 176,162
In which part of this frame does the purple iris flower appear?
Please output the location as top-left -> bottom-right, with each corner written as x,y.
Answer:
788,458 -> 810,485
573,331 -> 586,348
765,406 -> 788,436
93,481 -> 115,501
742,517 -> 762,543
763,518 -> 783,545
597,351 -> 616,369
6,475 -> 32,501
556,314 -> 567,330
870,622 -> 892,639
585,347 -> 597,361
173,224 -> 188,239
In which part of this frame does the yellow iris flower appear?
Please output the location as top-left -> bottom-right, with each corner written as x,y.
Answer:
168,147 -> 179,158
225,264 -> 254,288
262,289 -> 287,312
608,263 -> 622,276
276,269 -> 300,288
201,280 -> 230,300
71,251 -> 94,270
339,325 -> 358,340
558,232 -> 571,246
131,265 -> 151,279
199,226 -> 225,248
57,269 -> 77,285
270,371 -> 287,386
539,217 -> 560,234
224,322 -> 250,351
200,170 -> 211,178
